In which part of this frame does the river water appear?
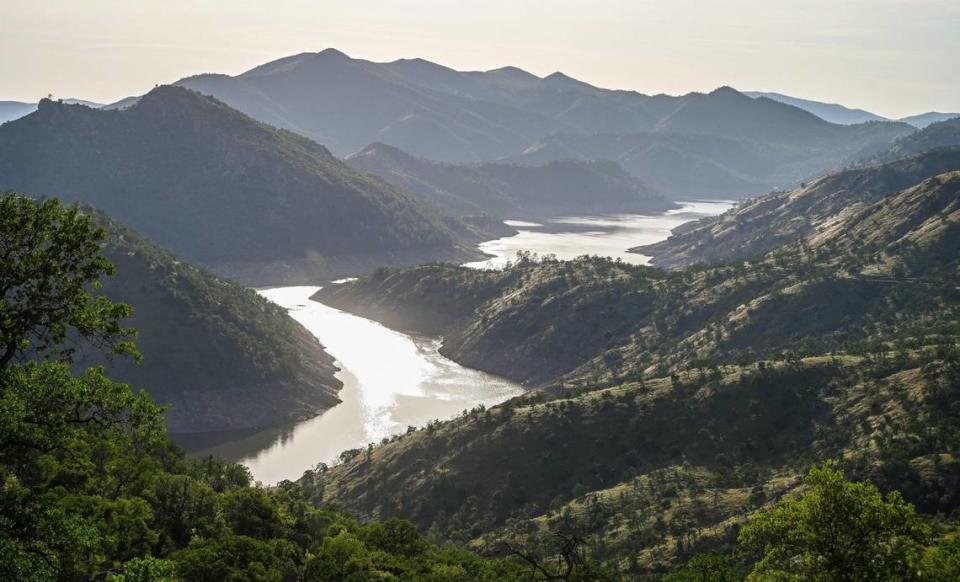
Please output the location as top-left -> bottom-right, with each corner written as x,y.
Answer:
464,200 -> 733,269
192,200 -> 733,484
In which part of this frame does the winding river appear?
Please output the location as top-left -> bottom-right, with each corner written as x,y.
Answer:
192,200 -> 733,484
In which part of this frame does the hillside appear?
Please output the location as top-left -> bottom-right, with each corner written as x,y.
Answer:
71,206 -> 343,434
347,142 -> 673,217
635,147 -> 960,268
310,170 -> 960,574
0,87 -> 477,284
110,50 -> 916,197
317,168 -> 959,385
875,117 -> 960,161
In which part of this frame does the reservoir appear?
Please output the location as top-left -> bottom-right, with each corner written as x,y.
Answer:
195,200 -> 733,484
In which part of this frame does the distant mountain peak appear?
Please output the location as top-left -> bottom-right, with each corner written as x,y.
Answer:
543,71 -> 595,90
316,47 -> 350,59
709,86 -> 747,98
484,66 -> 540,82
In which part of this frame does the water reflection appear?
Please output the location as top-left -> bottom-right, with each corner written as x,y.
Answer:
190,200 -> 734,484
191,286 -> 523,484
465,200 -> 734,269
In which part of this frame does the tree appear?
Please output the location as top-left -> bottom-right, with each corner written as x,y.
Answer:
0,194 -> 136,369
739,463 -> 930,581
665,553 -> 737,582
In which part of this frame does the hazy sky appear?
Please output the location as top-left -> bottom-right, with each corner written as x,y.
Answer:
2,0 -> 957,118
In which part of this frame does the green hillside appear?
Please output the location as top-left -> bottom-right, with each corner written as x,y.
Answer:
82,208 -> 342,434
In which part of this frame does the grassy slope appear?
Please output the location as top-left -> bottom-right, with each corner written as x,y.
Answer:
311,170 -> 960,574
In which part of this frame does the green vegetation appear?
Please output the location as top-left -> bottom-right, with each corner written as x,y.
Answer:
347,142 -> 672,217
0,86 -> 475,283
3,194 -> 342,434
0,193 -> 535,581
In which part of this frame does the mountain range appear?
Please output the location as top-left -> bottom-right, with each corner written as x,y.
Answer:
88,50 -> 916,197
0,87 -> 483,284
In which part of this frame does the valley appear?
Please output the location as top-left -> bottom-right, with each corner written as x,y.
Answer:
4,15 -> 960,578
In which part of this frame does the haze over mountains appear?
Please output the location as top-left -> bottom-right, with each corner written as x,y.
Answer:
637,147 -> 960,268
8,50 -> 953,200
87,49 -> 921,197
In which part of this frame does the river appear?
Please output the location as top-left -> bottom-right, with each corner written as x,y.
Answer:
192,200 -> 733,484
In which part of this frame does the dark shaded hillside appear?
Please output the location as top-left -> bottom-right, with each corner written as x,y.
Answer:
636,147 -> 960,268
77,208 -> 342,434
310,170 -> 960,575
0,87 -> 476,284
347,142 -> 673,217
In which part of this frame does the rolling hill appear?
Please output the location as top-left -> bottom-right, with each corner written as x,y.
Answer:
346,142 -> 673,217
0,86 -> 478,284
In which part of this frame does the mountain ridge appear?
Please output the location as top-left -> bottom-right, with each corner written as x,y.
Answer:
0,85 -> 480,284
